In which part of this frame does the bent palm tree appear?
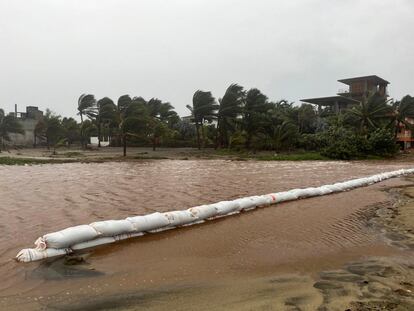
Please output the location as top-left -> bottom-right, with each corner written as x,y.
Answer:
187,90 -> 218,149
77,94 -> 96,148
0,109 -> 24,152
217,84 -> 245,148
348,93 -> 391,134
243,88 -> 268,148
121,104 -> 150,156
96,97 -> 117,147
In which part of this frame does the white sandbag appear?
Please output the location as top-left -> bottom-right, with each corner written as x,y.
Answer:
114,232 -> 144,241
318,185 -> 334,195
90,220 -> 135,237
36,225 -> 99,250
234,197 -> 256,210
365,176 -> 379,184
16,167 -> 414,263
15,248 -> 70,262
264,194 -> 278,204
126,212 -> 170,232
274,191 -> 299,203
251,195 -> 270,207
71,237 -> 116,250
73,233 -> 144,250
188,204 -> 218,220
214,201 -> 242,215
340,180 -> 358,189
324,184 -> 343,193
163,210 -> 197,227
295,187 -> 321,198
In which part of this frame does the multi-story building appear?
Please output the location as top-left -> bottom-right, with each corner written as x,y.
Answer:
301,75 -> 414,149
301,75 -> 389,114
8,105 -> 44,146
396,117 -> 414,149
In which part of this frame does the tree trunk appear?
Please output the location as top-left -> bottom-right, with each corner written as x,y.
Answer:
215,118 -> 220,150
394,120 -> 400,140
195,122 -> 201,150
123,133 -> 127,156
245,133 -> 252,149
201,123 -> 206,149
80,113 -> 84,149
98,122 -> 101,147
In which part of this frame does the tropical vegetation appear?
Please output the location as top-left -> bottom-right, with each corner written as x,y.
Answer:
2,84 -> 414,159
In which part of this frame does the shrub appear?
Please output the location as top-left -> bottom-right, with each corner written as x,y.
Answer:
367,128 -> 399,157
320,127 -> 359,160
297,133 -> 326,151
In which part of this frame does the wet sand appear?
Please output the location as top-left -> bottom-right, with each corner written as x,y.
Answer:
1,160 -> 414,310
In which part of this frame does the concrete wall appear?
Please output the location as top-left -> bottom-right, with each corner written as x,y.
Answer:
8,119 -> 38,146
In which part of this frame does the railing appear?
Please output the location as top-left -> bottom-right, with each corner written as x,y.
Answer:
337,89 -> 349,94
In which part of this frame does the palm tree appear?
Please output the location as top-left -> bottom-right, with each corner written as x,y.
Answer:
217,84 -> 245,148
116,94 -> 133,148
187,90 -> 218,149
347,93 -> 392,134
96,97 -> 117,147
35,109 -> 63,151
243,88 -> 268,148
267,120 -> 298,151
121,99 -> 150,156
390,95 -> 414,138
77,94 -> 96,148
145,98 -> 179,150
0,109 -> 24,152
263,103 -> 299,151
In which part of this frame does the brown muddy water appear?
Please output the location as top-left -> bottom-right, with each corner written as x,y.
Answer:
1,160 -> 414,310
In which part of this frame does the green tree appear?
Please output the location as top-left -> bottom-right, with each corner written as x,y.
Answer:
36,109 -> 64,152
347,93 -> 391,134
0,109 -> 24,152
296,104 -> 318,134
96,97 -> 117,147
34,118 -> 46,148
267,120 -> 299,151
77,94 -> 96,148
116,94 -> 133,147
122,102 -> 151,156
262,101 -> 300,151
61,117 -> 80,147
146,98 -> 179,150
217,84 -> 245,148
187,90 -> 218,149
81,119 -> 98,145
243,88 -> 268,148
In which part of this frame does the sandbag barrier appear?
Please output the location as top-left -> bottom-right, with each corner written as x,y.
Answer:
15,168 -> 414,262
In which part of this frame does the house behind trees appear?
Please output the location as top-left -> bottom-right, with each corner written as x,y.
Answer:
301,75 -> 389,114
301,75 -> 414,149
8,105 -> 43,146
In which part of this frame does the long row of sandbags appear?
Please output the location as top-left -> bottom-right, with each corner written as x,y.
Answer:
15,168 -> 414,262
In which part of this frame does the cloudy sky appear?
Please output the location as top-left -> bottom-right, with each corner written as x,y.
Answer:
0,0 -> 413,118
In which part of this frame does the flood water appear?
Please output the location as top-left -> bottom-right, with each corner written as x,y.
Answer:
1,159 -> 414,310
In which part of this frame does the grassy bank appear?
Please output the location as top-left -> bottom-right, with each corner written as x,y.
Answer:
256,152 -> 329,161
0,156 -> 77,166
0,147 -> 400,165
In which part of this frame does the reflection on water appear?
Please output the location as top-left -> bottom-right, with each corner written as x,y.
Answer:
0,159 -> 413,310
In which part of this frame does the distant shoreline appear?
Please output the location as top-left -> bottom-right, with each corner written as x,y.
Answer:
1,146 -> 411,165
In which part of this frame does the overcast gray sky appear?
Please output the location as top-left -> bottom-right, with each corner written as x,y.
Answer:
1,0 -> 413,118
